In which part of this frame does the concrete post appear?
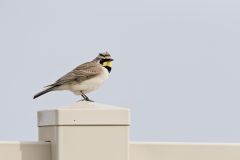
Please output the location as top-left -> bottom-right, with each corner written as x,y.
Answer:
37,102 -> 130,160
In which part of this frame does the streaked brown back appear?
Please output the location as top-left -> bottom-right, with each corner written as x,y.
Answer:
49,61 -> 102,86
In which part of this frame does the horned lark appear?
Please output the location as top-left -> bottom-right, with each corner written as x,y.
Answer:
33,52 -> 113,102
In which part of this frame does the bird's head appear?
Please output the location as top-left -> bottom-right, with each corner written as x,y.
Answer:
94,51 -> 114,73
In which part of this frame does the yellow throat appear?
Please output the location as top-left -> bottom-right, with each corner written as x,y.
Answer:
103,61 -> 112,68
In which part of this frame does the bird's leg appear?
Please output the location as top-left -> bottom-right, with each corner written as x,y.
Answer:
80,93 -> 87,100
77,92 -> 87,101
80,92 -> 94,102
84,94 -> 94,102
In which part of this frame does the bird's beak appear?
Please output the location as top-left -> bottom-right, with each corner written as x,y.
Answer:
109,58 -> 114,61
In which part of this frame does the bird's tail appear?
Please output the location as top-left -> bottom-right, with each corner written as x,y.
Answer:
33,86 -> 56,99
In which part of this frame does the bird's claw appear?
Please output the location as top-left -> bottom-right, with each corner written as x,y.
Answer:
85,98 -> 94,102
77,99 -> 94,102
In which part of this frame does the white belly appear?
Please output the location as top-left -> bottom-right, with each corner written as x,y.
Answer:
69,68 -> 109,95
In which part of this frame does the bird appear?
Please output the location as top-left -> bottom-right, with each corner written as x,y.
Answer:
33,52 -> 113,102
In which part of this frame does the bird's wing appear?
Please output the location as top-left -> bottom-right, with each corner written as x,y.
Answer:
49,61 -> 102,87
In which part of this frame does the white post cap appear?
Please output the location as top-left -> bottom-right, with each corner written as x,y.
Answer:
38,101 -> 130,126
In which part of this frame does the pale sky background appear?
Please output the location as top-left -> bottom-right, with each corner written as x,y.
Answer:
0,0 -> 240,142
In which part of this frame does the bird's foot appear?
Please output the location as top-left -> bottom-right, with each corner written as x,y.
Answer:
77,98 -> 94,102
85,97 -> 94,102
77,99 -> 85,102
79,92 -> 94,102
